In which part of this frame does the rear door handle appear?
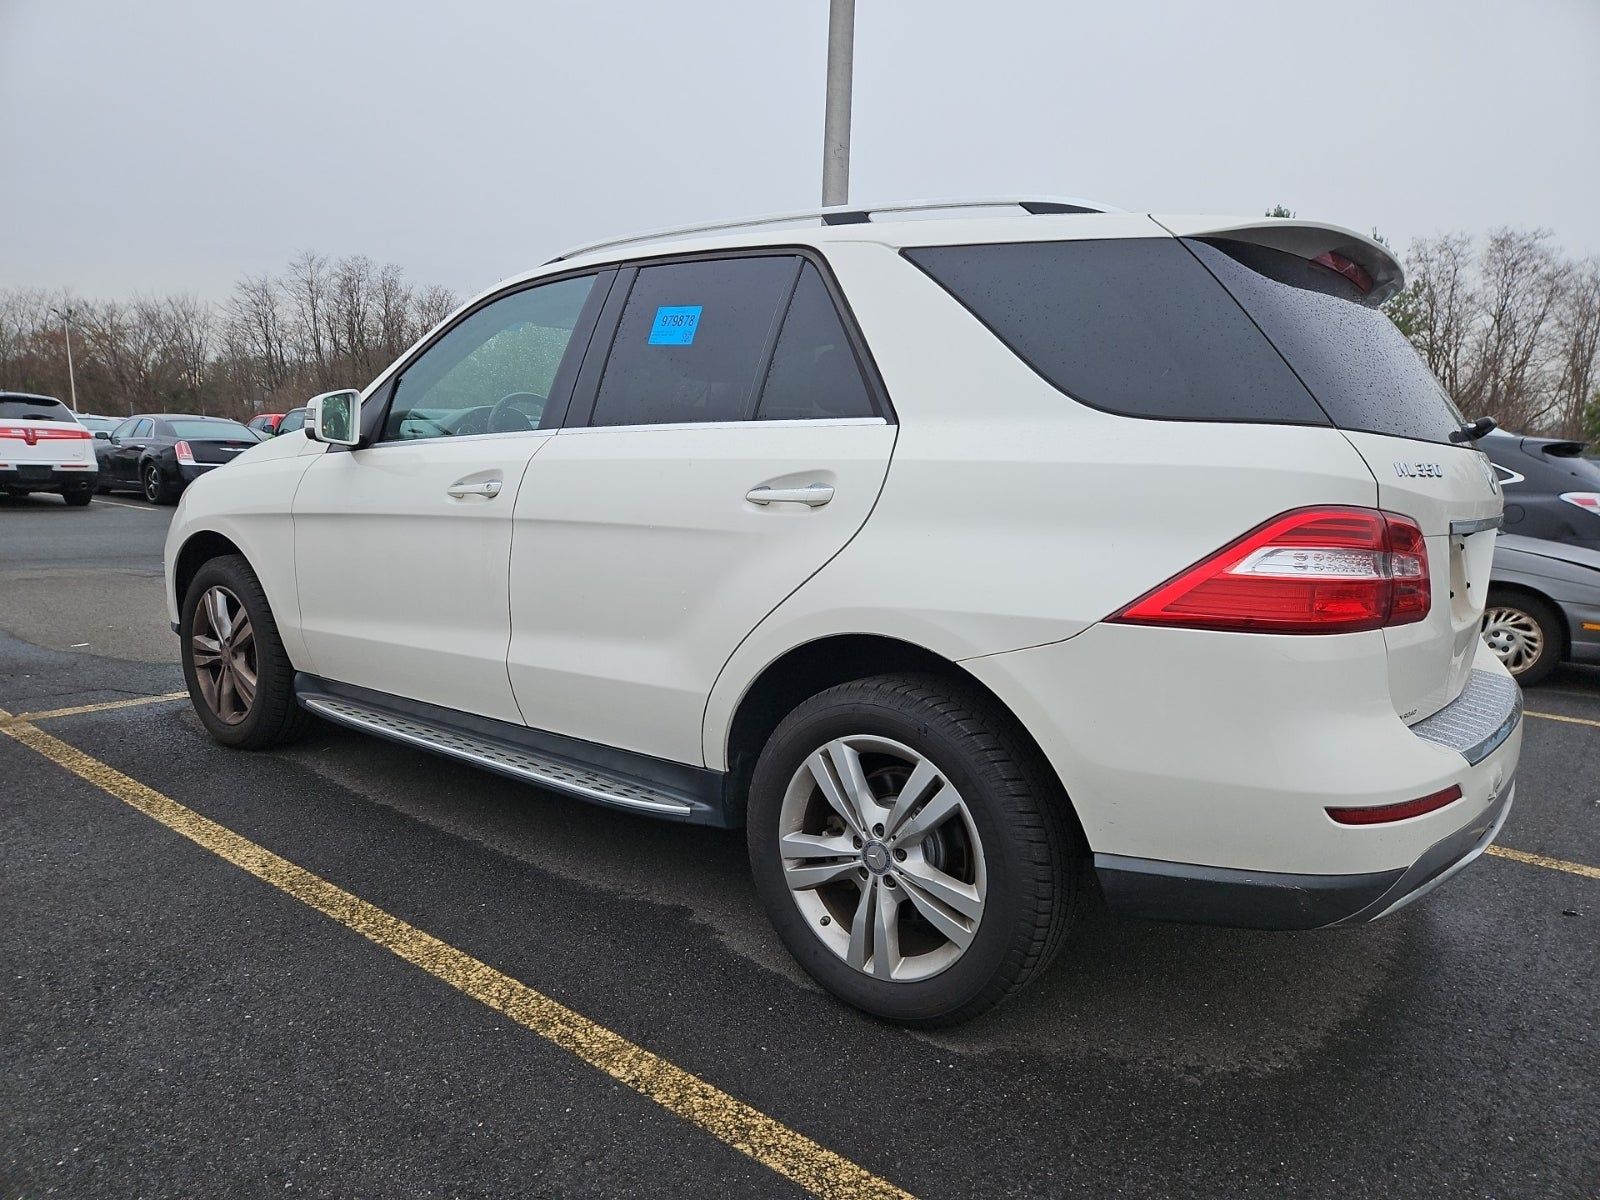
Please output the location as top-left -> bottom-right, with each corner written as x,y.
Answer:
447,479 -> 503,500
746,483 -> 834,507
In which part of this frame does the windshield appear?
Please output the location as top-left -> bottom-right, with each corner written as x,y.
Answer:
168,420 -> 256,440
0,396 -> 74,422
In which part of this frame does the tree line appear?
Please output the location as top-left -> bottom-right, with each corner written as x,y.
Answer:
0,252 -> 458,421
3,230 -> 1598,440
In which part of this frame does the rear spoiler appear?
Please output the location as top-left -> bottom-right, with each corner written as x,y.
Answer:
1151,215 -> 1405,305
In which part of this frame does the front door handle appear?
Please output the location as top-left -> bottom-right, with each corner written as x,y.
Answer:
447,479 -> 503,500
746,483 -> 834,507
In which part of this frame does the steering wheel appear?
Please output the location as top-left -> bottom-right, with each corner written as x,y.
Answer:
487,392 -> 545,434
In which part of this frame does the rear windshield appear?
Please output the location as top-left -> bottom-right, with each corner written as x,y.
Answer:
1186,239 -> 1466,446
168,420 -> 256,440
0,396 -> 74,422
904,239 -> 1329,426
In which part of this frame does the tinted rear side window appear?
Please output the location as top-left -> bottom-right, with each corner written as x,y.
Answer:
591,257 -> 795,427
904,239 -> 1327,425
1186,239 -> 1465,446
757,264 -> 876,421
0,396 -> 74,422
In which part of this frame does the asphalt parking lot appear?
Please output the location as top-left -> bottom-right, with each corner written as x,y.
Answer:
2,491 -> 1597,1199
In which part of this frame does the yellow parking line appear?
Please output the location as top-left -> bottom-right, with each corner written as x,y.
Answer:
1525,710 -> 1600,731
0,708 -> 912,1200
1486,845 -> 1600,880
3,691 -> 189,726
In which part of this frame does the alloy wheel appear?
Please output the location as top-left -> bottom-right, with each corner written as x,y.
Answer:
191,585 -> 257,725
1482,606 -> 1544,676
143,465 -> 161,503
778,735 -> 986,982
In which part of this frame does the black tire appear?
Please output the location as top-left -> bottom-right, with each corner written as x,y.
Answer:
747,672 -> 1083,1026
142,460 -> 178,505
63,487 -> 92,507
1484,588 -> 1563,687
180,554 -> 311,749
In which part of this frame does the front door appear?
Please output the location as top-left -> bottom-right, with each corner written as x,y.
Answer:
508,255 -> 897,764
292,272 -> 606,722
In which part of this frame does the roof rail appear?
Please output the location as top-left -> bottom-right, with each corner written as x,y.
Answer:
546,195 -> 1123,263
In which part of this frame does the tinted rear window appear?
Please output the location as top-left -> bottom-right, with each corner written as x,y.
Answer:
1186,239 -> 1466,446
903,239 -> 1328,425
167,420 -> 256,440
0,396 -> 74,422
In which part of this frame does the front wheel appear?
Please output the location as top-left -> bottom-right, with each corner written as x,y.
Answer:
747,673 -> 1082,1026
180,554 -> 311,749
1483,589 -> 1563,686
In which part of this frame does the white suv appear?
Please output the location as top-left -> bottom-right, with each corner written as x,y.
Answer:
1,392 -> 98,505
165,199 -> 1522,1025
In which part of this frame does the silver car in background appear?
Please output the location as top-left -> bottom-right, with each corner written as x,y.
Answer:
1484,534 -> 1600,685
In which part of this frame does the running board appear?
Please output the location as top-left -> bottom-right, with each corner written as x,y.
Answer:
295,684 -> 724,824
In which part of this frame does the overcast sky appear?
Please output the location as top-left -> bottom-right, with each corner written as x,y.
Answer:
3,0 -> 1596,301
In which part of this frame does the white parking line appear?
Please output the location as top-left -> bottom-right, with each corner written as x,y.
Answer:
92,497 -> 161,512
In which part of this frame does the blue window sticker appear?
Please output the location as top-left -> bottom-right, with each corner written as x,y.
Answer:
648,305 -> 702,346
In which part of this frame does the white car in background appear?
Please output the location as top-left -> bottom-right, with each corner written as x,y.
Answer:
164,198 -> 1522,1025
0,391 -> 98,505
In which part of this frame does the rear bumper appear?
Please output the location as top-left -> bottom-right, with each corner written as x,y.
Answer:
178,462 -> 221,483
0,463 -> 97,490
1095,776 -> 1515,929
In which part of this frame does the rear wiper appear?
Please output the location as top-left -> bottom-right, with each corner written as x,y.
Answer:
1449,416 -> 1497,443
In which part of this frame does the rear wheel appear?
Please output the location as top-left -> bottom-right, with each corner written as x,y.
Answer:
1483,589 -> 1562,686
747,673 -> 1082,1026
143,461 -> 178,505
63,486 -> 92,507
181,554 -> 311,749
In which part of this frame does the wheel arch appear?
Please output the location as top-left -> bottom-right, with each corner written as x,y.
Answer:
1486,580 -> 1571,660
718,633 -> 1085,839
173,529 -> 248,615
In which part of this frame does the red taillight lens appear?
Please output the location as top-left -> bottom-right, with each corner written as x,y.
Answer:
1109,507 -> 1432,634
1327,785 -> 1463,826
0,425 -> 91,442
1311,251 -> 1375,295
174,440 -> 195,464
1559,491 -> 1600,514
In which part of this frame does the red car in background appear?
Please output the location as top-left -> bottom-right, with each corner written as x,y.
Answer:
246,413 -> 284,436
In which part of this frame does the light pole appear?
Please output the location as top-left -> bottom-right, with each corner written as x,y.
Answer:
48,304 -> 80,413
822,0 -> 855,206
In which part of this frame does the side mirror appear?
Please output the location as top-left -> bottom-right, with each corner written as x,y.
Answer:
307,390 -> 362,447
95,430 -> 110,440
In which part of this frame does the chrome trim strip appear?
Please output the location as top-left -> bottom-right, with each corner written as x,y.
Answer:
300,695 -> 694,817
1449,514 -> 1503,537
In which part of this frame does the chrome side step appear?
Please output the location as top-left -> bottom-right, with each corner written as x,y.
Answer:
299,692 -> 697,818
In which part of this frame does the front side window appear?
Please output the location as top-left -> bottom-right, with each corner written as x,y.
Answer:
111,418 -> 139,440
589,257 -> 796,427
277,409 -> 306,435
384,275 -> 597,442
756,263 -> 876,421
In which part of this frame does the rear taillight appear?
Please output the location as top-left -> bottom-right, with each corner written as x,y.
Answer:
174,440 -> 195,464
1311,251 -> 1375,295
1559,491 -> 1600,514
0,425 -> 92,442
1109,506 -> 1431,635
1327,785 -> 1462,826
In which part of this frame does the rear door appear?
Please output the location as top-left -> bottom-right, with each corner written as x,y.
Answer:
507,253 -> 896,764
1177,229 -> 1503,720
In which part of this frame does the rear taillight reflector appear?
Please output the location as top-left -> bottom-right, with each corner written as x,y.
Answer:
1109,507 -> 1431,634
1327,785 -> 1463,826
0,425 -> 92,442
174,440 -> 195,464
1559,492 -> 1600,513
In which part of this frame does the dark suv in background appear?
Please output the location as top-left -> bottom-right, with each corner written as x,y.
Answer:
1481,431 -> 1600,550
